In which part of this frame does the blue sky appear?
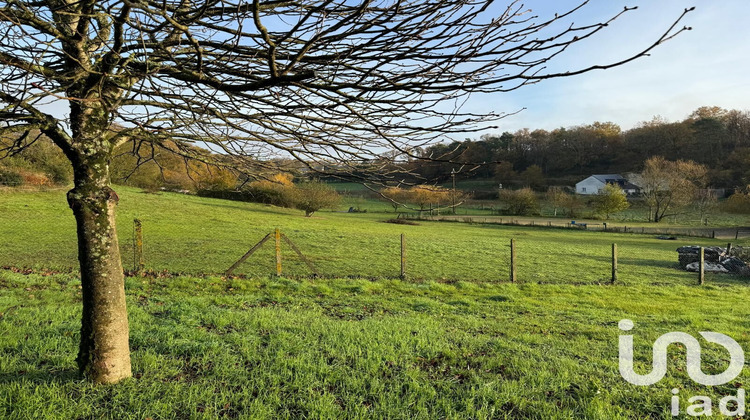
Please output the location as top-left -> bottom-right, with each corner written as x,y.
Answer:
35,1 -> 748,139
465,0 -> 750,134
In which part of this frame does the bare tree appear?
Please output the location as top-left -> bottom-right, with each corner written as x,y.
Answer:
694,188 -> 718,225
632,157 -> 707,222
0,1 -> 693,383
546,186 -> 569,217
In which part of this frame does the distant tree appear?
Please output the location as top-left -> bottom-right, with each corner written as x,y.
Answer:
632,157 -> 707,222
688,106 -> 729,121
292,181 -> 341,217
563,193 -> 585,218
694,189 -> 718,225
593,184 -> 629,219
546,186 -> 570,217
620,119 -> 693,165
381,187 -> 411,212
494,162 -> 517,185
500,188 -> 539,216
409,186 -> 453,213
520,165 -> 546,190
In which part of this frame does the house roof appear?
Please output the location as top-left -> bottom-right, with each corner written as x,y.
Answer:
590,174 -> 625,183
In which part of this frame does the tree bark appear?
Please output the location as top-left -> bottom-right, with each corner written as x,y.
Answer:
67,175 -> 131,384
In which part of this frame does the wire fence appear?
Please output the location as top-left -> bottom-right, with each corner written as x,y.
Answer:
396,213 -> 750,240
118,219 -> 748,287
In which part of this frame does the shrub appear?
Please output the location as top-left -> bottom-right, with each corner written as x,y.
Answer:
0,168 -> 23,186
245,173 -> 296,207
499,188 -> 539,215
292,180 -> 341,217
724,188 -> 750,214
18,170 -> 51,187
382,185 -> 454,213
593,183 -> 629,219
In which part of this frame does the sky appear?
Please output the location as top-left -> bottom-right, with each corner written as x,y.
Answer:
32,1 -> 748,141
463,0 -> 750,135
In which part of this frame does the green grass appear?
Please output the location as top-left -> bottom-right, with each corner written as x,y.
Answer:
4,272 -> 750,419
2,186 -> 750,418
0,186 -> 745,284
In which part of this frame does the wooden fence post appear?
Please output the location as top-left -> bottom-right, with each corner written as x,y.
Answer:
727,242 -> 733,257
736,229 -> 740,240
510,238 -> 517,283
611,243 -> 618,284
133,219 -> 144,273
699,247 -> 705,285
712,230 -> 716,239
275,228 -> 282,277
400,233 -> 407,280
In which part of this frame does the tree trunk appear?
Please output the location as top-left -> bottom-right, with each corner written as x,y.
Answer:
67,178 -> 131,384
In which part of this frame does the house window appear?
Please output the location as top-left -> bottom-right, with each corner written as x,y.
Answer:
581,187 -> 586,192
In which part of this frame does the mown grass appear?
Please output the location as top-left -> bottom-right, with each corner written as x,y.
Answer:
2,186 -> 750,418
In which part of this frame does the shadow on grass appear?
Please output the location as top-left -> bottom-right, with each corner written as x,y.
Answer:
191,199 -> 298,217
0,368 -> 80,385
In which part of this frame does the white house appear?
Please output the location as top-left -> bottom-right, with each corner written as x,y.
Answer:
576,174 -> 640,195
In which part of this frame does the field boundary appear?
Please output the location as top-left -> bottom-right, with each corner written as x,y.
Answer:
397,213 -> 750,240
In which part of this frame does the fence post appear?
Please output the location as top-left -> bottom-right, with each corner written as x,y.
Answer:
712,230 -> 716,239
699,247 -> 705,285
133,219 -> 144,273
736,229 -> 740,240
611,243 -> 618,284
275,228 -> 282,277
400,233 -> 407,280
510,238 -> 517,283
727,243 -> 733,257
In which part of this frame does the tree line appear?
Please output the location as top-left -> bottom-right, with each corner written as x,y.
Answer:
408,106 -> 750,189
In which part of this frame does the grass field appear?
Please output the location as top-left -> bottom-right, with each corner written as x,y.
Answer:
2,186 -> 750,418
0,186 -> 745,284
330,180 -> 750,228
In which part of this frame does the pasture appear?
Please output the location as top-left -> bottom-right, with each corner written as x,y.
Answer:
1,187 -> 750,419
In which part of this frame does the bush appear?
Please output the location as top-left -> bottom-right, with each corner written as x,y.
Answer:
292,180 -> 341,217
593,184 -> 629,219
18,170 -> 51,187
499,188 -> 539,215
245,173 -> 296,207
724,189 -> 750,214
45,163 -> 72,185
0,168 -> 23,186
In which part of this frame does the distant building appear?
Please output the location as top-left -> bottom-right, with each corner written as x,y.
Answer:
576,174 -> 640,195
